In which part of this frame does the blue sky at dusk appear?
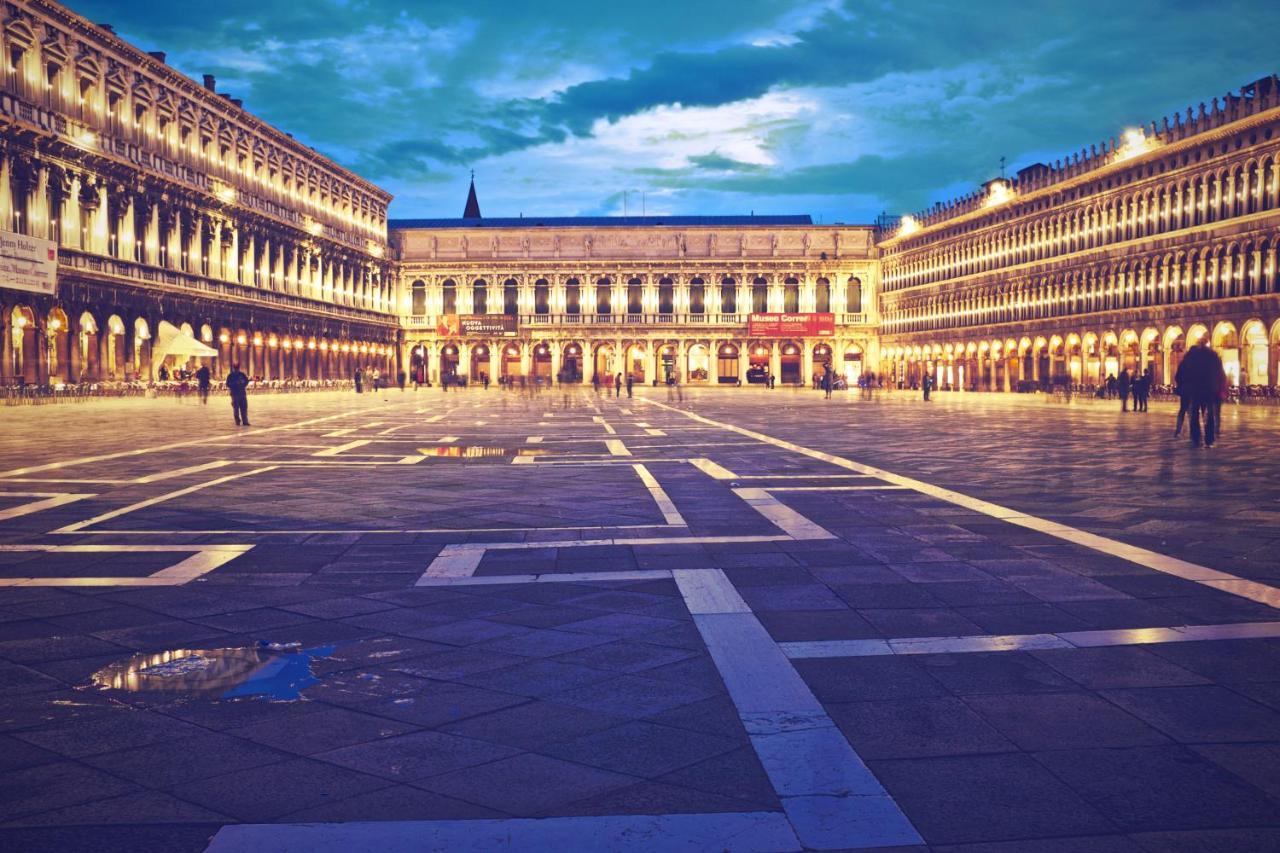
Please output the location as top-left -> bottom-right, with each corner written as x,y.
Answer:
72,1 -> 1280,222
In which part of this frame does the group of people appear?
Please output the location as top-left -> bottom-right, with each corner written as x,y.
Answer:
1108,367 -> 1155,412
1173,340 -> 1229,448
353,367 -> 406,394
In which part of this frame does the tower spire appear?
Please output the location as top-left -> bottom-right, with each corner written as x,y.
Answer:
463,171 -> 481,219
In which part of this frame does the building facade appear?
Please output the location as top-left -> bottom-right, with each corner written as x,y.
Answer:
2,0 -> 1278,395
392,215 -> 879,387
877,76 -> 1280,393
0,0 -> 397,386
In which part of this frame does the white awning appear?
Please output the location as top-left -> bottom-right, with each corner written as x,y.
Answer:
154,321 -> 218,361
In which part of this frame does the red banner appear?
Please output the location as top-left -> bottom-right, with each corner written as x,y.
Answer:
747,313 -> 835,337
436,315 -> 518,337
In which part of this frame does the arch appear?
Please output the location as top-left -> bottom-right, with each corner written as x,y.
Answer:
1240,319 -> 1268,387
410,279 -> 426,315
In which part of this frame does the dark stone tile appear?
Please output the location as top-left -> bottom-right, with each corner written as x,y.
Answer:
357,681 -> 527,727
166,756 -> 389,822
81,731 -> 288,787
965,692 -> 1170,750
280,783 -> 504,821
7,789 -> 229,827
1101,685 -> 1280,743
869,753 -> 1116,844
13,709 -> 205,758
1145,639 -> 1280,684
228,706 -> 416,755
549,640 -> 696,673
858,607 -> 987,637
952,603 -> 1092,634
655,746 -> 778,808
1034,745 -> 1280,831
314,730 -> 520,781
456,659 -> 617,698
551,674 -> 718,718
1129,827 -> 1280,853
831,583 -> 944,609
756,609 -> 882,641
794,656 -> 947,702
737,584 -> 847,611
915,652 -> 1078,695
546,779 -> 754,816
0,761 -> 140,822
417,753 -> 638,817
544,720 -> 739,778
439,700 -> 627,751
1192,742 -> 1280,801
827,696 -> 1016,759
1030,646 -> 1211,690
0,825 -> 212,853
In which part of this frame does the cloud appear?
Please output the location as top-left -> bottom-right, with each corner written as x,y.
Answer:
63,0 -> 1280,223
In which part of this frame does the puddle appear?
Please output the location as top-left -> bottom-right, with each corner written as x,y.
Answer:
91,643 -> 335,701
418,446 -> 549,458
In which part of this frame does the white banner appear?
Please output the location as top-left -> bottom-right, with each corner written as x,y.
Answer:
0,230 -> 57,296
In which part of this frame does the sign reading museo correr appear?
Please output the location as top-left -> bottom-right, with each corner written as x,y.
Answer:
0,230 -> 58,296
747,313 -> 835,337
435,315 -> 518,337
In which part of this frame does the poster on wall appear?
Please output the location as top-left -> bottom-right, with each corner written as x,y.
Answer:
437,315 -> 518,337
0,231 -> 57,296
747,313 -> 835,337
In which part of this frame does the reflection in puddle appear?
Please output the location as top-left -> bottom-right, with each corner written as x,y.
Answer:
418,446 -> 549,458
91,643 -> 335,701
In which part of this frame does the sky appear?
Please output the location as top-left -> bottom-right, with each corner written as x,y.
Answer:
71,0 -> 1280,223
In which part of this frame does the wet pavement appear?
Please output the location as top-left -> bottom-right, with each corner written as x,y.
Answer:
0,386 -> 1277,851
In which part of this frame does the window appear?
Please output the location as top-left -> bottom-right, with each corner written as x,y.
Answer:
504,279 -> 518,315
627,278 -> 642,313
596,279 -> 611,314
689,278 -> 705,313
472,279 -> 488,314
534,279 -> 549,314
752,278 -> 768,313
815,278 -> 830,313
846,277 -> 863,313
441,279 -> 457,314
720,278 -> 736,313
658,278 -> 674,314
410,280 -> 426,315
784,278 -> 799,312
565,279 -> 580,314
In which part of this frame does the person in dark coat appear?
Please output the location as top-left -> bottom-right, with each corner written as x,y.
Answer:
615,372 -> 623,397
1175,341 -> 1221,447
921,372 -> 931,401
625,373 -> 633,398
1117,368 -> 1131,412
196,364 -> 211,405
1134,366 -> 1152,412
226,363 -> 250,426
354,368 -> 364,394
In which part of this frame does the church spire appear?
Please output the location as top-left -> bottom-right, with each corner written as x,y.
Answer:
463,170 -> 481,219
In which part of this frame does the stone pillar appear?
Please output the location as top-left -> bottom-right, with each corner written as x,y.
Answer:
770,341 -> 781,383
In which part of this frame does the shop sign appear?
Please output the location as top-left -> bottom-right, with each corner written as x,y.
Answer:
747,312 -> 834,337
436,314 -> 518,336
0,230 -> 57,296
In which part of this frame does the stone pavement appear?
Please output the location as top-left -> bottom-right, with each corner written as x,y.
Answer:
0,385 -> 1277,852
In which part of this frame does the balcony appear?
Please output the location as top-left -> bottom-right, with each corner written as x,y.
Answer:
58,247 -> 394,326
403,312 -> 871,330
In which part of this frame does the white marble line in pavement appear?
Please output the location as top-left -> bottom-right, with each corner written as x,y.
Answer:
0,492 -> 95,521
49,467 -> 279,534
203,811 -> 801,853
416,569 -> 673,586
605,439 -> 632,456
526,435 -> 544,443
0,544 -> 254,587
313,439 -> 372,457
633,463 -> 687,526
780,620 -> 1280,659
678,569 -> 923,850
641,398 -> 1280,611
733,487 -> 837,540
766,485 -> 908,492
690,458 -> 738,480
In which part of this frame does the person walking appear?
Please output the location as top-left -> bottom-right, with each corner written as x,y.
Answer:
354,368 -> 364,394
625,373 -> 633,398
196,364 -> 211,405
592,372 -> 601,395
615,372 -> 623,398
1176,341 -> 1219,448
822,364 -> 833,400
397,369 -> 406,391
482,371 -> 490,391
1117,368 -> 1131,412
226,363 -> 250,426
1136,366 -> 1152,412
921,372 -> 931,401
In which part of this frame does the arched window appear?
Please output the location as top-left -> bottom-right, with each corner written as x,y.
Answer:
565,278 -> 581,314
815,278 -> 830,313
503,279 -> 518,316
534,278 -> 549,315
846,277 -> 863,313
441,279 -> 457,315
658,277 -> 674,314
472,279 -> 488,314
689,277 -> 705,314
596,278 -> 612,314
410,280 -> 426,315
783,278 -> 799,313
720,277 -> 736,313
627,278 -> 642,314
752,277 -> 768,313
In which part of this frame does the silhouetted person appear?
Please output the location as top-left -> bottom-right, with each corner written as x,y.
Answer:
354,368 -> 363,394
921,373 -> 931,401
1105,373 -> 1117,399
625,373 -> 633,398
615,372 -> 622,397
592,372 -> 601,395
226,363 -> 250,426
1175,341 -> 1221,447
196,364 -> 211,405
482,371 -> 489,390
397,369 -> 406,391
1117,368 -> 1131,412
157,364 -> 169,381
822,364 -> 833,399
1134,366 -> 1152,412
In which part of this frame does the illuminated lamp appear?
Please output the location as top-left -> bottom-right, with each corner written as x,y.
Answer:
236,333 -> 247,345
267,335 -> 278,348
219,332 -> 230,344
252,332 -> 263,346
308,340 -> 317,350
